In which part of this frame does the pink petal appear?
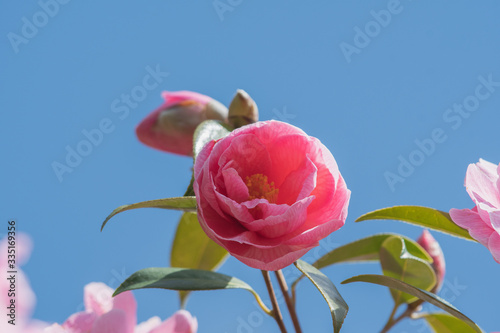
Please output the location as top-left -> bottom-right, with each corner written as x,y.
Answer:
231,244 -> 312,271
449,208 -> 494,245
221,167 -> 249,203
63,311 -> 97,332
243,197 -> 314,238
277,156 -> 317,204
91,309 -> 128,333
466,162 -> 500,208
487,232 -> 500,263
216,134 -> 273,180
150,310 -> 198,333
161,91 -> 212,108
112,291 -> 137,331
84,283 -> 114,316
490,210 -> 500,234
44,324 -> 68,333
135,317 -> 162,333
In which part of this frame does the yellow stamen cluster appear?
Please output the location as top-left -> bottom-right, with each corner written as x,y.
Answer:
245,174 -> 279,203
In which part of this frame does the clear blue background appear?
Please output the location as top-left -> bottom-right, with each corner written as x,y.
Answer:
2,1 -> 500,332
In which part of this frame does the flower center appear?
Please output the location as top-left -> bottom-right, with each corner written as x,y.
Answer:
245,174 -> 279,203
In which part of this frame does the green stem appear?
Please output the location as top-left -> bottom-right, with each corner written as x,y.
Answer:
275,270 -> 302,333
380,305 -> 412,333
261,270 -> 287,333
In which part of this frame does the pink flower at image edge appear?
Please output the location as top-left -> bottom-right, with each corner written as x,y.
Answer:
194,120 -> 350,271
45,282 -> 197,333
449,158 -> 500,263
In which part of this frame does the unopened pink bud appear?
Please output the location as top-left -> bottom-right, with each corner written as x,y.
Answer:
417,230 -> 446,291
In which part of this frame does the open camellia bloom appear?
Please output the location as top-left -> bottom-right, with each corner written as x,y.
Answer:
136,91 -> 228,156
450,158 -> 500,263
44,283 -> 197,333
193,120 -> 350,270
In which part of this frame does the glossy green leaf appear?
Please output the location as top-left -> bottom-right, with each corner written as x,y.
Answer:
290,233 -> 432,297
101,197 -> 197,231
379,236 -> 436,304
294,260 -> 348,333
313,233 -> 432,269
341,274 -> 481,333
416,313 -> 483,333
193,120 -> 230,159
170,212 -> 228,306
114,267 -> 271,315
356,206 -> 474,241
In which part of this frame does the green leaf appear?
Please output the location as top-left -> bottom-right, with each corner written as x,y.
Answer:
379,236 -> 436,305
101,197 -> 197,231
183,175 -> 195,197
115,267 -> 272,315
313,233 -> 432,269
193,120 -> 230,159
355,206 -> 475,241
290,233 -> 432,297
416,313 -> 483,333
170,212 -> 228,306
341,274 -> 481,333
294,260 -> 348,333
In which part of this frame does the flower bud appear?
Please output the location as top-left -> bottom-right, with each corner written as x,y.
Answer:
417,230 -> 446,292
136,91 -> 228,156
228,89 -> 259,128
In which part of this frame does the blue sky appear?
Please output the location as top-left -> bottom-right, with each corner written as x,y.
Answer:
2,1 -> 500,332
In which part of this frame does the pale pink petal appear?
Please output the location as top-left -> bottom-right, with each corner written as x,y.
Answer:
135,317 -> 162,333
466,163 -> 500,208
112,291 -> 137,331
63,311 -> 96,332
84,283 -> 114,316
450,208 -> 494,245
150,310 -> 198,333
488,230 -> 500,263
44,323 -> 68,333
91,309 -> 128,333
490,210 -> 500,234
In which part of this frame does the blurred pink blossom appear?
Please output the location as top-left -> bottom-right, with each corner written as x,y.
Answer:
0,233 -> 48,332
44,282 -> 197,333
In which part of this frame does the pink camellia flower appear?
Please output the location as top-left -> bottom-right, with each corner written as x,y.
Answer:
193,120 -> 351,271
449,158 -> 500,263
136,91 -> 228,156
0,233 -> 48,333
44,283 -> 197,333
417,230 -> 446,291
